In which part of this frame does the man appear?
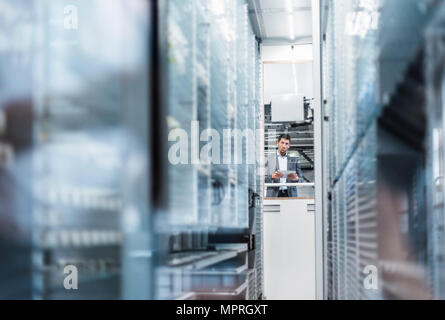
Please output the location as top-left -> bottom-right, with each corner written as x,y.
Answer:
265,134 -> 303,198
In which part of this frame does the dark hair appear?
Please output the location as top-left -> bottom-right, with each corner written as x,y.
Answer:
278,134 -> 291,143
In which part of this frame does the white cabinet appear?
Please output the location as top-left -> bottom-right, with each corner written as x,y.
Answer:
263,199 -> 316,300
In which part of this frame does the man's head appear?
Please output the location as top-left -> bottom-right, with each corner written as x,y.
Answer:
277,134 -> 291,156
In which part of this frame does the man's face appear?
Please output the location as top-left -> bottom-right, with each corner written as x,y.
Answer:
277,138 -> 290,155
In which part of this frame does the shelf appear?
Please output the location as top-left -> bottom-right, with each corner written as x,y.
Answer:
180,281 -> 248,300
166,245 -> 246,270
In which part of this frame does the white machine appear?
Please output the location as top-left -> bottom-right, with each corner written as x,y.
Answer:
271,94 -> 305,123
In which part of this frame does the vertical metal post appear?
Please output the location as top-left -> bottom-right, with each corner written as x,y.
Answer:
150,0 -> 169,299
312,0 -> 325,300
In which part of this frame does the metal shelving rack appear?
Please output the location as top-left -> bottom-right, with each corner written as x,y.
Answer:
0,0 -> 263,300
159,0 -> 263,300
254,39 -> 264,300
322,0 -> 444,300
30,0 -> 154,299
425,4 -> 445,299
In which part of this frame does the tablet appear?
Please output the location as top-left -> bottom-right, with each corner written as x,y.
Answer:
275,170 -> 296,177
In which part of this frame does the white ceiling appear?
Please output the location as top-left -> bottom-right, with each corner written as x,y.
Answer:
260,0 -> 311,10
250,0 -> 313,45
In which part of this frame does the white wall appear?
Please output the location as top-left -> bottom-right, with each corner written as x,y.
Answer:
263,63 -> 313,104
261,44 -> 313,104
262,44 -> 314,104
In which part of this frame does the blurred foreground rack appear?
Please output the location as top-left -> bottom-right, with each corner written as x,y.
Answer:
322,0 -> 445,299
0,0 -> 263,300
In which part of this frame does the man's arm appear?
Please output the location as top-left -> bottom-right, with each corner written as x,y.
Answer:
265,155 -> 282,182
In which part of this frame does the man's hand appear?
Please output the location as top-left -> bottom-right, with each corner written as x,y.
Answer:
288,173 -> 299,182
272,171 -> 283,179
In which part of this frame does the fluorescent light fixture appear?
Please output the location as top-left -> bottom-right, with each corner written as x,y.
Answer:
288,14 -> 295,40
285,0 -> 293,13
285,0 -> 295,39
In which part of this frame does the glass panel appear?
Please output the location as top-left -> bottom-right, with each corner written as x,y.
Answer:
0,0 -> 151,299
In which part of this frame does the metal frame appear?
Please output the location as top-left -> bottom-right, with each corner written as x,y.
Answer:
320,0 -> 330,301
312,0 -> 325,300
247,0 -> 266,39
265,183 -> 315,187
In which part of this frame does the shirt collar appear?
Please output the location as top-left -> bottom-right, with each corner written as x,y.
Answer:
277,150 -> 288,158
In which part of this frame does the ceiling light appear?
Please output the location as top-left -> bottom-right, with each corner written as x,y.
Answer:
285,0 -> 293,13
288,14 -> 295,40
285,0 -> 295,39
